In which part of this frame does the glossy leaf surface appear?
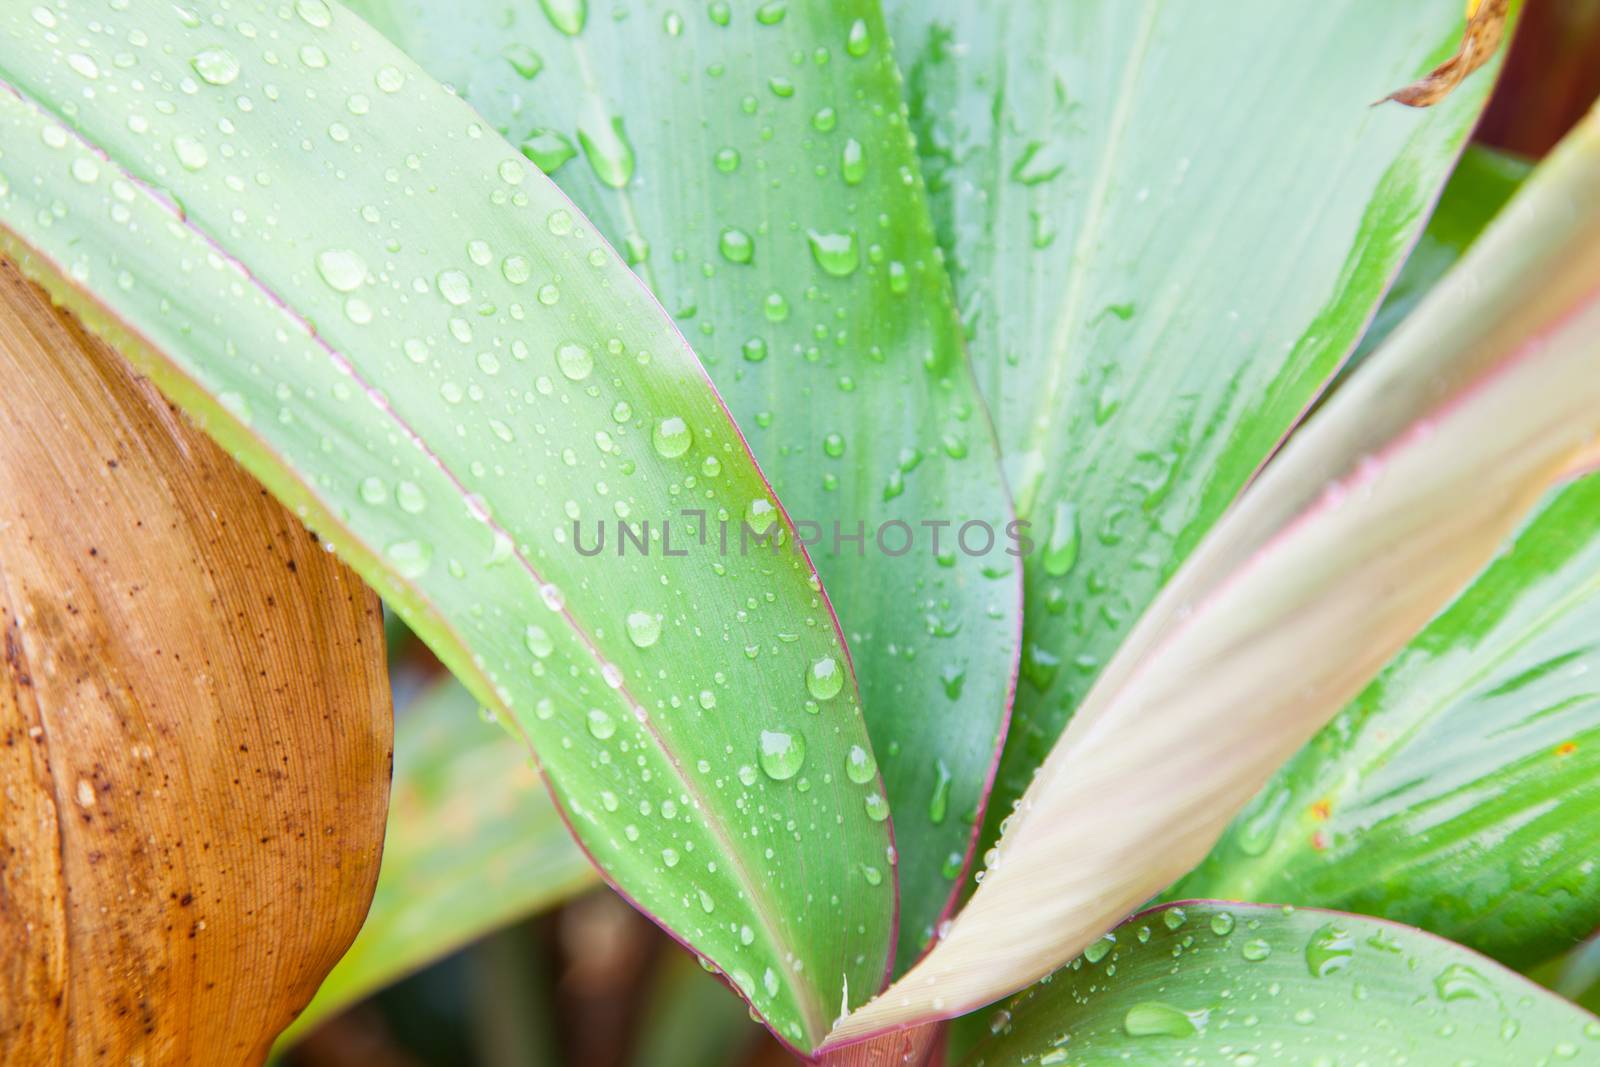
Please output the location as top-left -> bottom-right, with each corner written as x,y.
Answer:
962,902 -> 1600,1066
350,0 -> 1022,964
0,2 -> 891,1049
286,678 -> 596,1040
828,105 -> 1600,1044
887,0 -> 1512,857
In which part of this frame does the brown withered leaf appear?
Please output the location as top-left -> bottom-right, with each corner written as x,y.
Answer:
1380,0 -> 1512,107
0,258 -> 392,1064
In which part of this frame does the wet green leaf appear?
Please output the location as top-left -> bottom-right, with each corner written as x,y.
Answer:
283,678 -> 596,1041
962,902 -> 1600,1066
887,0 -> 1513,866
0,2 -> 891,1050
1352,144 -> 1529,364
351,0 -> 1021,966
1175,474 -> 1600,969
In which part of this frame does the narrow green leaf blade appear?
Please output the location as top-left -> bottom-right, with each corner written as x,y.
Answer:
349,0 -> 1022,965
962,903 -> 1600,1066
284,678 -> 596,1041
887,0 -> 1511,858
1175,473 -> 1600,969
0,2 -> 891,1049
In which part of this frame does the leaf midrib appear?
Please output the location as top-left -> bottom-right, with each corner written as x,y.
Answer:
0,67 -> 830,1045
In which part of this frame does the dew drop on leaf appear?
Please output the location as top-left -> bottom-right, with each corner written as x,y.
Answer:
845,744 -> 876,784
805,656 -> 843,700
757,729 -> 805,780
625,610 -> 661,649
652,417 -> 693,458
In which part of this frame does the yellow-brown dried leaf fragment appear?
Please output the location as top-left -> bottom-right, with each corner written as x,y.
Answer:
1381,0 -> 1512,107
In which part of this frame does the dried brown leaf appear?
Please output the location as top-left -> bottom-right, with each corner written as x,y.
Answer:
1380,0 -> 1512,107
0,259 -> 392,1063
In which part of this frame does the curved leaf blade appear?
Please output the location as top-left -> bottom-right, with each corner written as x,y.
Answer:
348,0 -> 1023,966
962,902 -> 1600,1066
887,0 -> 1513,868
828,105 -> 1600,1044
1173,456 -> 1600,972
0,2 -> 891,1050
285,678 -> 596,1041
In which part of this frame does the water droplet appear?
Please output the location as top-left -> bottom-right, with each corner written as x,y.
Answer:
587,708 -> 616,739
385,539 -> 433,579
812,107 -> 838,133
525,624 -> 554,658
1305,923 -> 1355,978
652,417 -> 693,458
547,209 -> 575,236
191,47 -> 240,86
540,0 -> 587,35
436,269 -> 472,306
664,11 -> 684,36
805,656 -> 843,700
556,341 -> 594,381
846,18 -> 871,56
1123,1002 -> 1207,1039
708,2 -> 731,26
359,477 -> 387,505
1042,500 -> 1079,577
1241,938 -> 1272,962
714,147 -> 741,173
928,758 -> 952,824
1162,908 -> 1187,931
521,128 -> 578,173
741,337 -> 768,362
823,432 -> 845,458
1210,912 -> 1235,937
502,255 -> 532,285
744,497 -> 776,533
295,0 -> 333,27
67,53 -> 99,80
1434,963 -> 1490,1002
841,138 -> 865,185
807,230 -> 858,277
864,792 -> 889,821
375,65 -> 405,93
755,0 -> 786,24
844,745 -> 876,784
395,481 -> 426,514
173,135 -> 209,172
502,43 -> 544,79
625,610 -> 661,649
757,729 -> 805,780
719,227 -> 754,264
1084,934 -> 1115,964
763,291 -> 790,322
578,114 -> 635,189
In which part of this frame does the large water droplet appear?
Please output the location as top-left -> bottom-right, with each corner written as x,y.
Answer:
841,138 -> 865,185
806,230 -> 858,277
502,42 -> 544,79
191,47 -> 241,86
846,18 -> 872,56
1305,922 -> 1355,978
845,744 -> 876,784
806,656 -> 843,700
587,708 -> 617,739
1042,500 -> 1079,577
928,758 -> 952,824
436,269 -> 472,307
556,340 -> 594,381
1122,1002 -> 1207,1039
522,128 -> 577,173
652,417 -> 693,458
539,0 -> 587,35
313,249 -> 364,292
578,114 -> 635,189
757,730 -> 805,780
719,227 -> 754,264
525,624 -> 554,658
625,610 -> 661,648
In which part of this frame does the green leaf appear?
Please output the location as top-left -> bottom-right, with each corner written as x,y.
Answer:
0,2 -> 892,1050
1352,144 -> 1529,364
348,0 -> 1022,965
886,0 -> 1513,862
1174,473 -> 1600,970
283,678 -> 595,1042
961,902 -> 1600,1066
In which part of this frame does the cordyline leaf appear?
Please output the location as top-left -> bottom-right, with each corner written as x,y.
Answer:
283,677 -> 596,1042
1380,0 -> 1513,108
0,2 -> 892,1052
1173,153 -> 1594,970
1176,472 -> 1600,970
826,105 -> 1600,1046
961,903 -> 1600,1066
886,0 -> 1513,877
1351,144 -> 1528,365
0,260 -> 390,1060
348,0 -> 1022,967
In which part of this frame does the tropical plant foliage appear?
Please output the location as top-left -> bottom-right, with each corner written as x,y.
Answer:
0,0 -> 1598,1064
